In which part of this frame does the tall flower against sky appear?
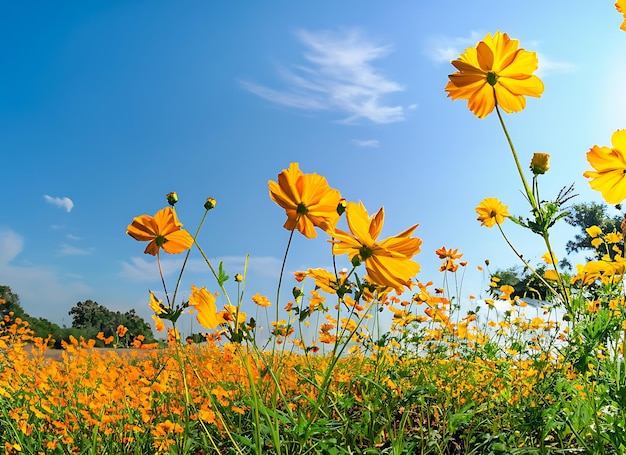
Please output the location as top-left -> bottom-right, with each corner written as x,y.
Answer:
330,201 -> 421,292
269,162 -> 342,238
445,31 -> 544,119
583,130 -> 626,204
475,197 -> 510,227
126,207 -> 194,255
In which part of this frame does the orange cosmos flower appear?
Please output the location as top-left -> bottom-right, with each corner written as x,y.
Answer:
445,31 -> 544,119
475,198 -> 510,227
188,285 -> 224,329
251,293 -> 272,307
151,315 -> 165,332
330,201 -> 421,292
617,0 -> 626,31
583,130 -> 626,204
127,207 -> 194,255
269,162 -> 342,238
116,325 -> 128,337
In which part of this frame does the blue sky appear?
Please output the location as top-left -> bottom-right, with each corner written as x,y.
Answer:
2,1 -> 625,334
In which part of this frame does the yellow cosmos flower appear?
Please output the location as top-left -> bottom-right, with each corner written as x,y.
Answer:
251,293 -> 272,307
544,269 -> 559,281
586,225 -> 603,238
148,290 -> 167,315
269,162 -> 342,238
188,285 -> 223,329
583,130 -> 626,204
591,237 -> 603,248
541,252 -> 558,264
605,231 -> 623,244
475,198 -> 510,227
617,0 -> 626,31
330,201 -> 422,292
445,31 -> 544,119
116,325 -> 128,337
306,268 -> 342,294
530,153 -> 550,175
127,207 -> 194,255
151,314 -> 165,332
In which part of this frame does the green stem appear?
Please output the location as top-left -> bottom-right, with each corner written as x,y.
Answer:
171,206 -> 212,307
496,222 -> 561,300
494,102 -> 537,210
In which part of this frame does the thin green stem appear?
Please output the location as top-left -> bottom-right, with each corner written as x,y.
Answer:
171,206 -> 211,307
494,102 -> 536,210
495,222 -> 561,301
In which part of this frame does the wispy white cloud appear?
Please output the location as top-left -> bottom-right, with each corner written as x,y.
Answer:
241,28 -> 405,124
425,31 -> 484,63
0,227 -> 90,321
0,227 -> 24,265
351,139 -> 380,148
121,255 -> 282,282
59,244 -> 94,256
536,53 -> 576,77
44,195 -> 74,212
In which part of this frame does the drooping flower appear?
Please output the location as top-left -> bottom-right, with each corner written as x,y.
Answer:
583,130 -> 626,204
188,285 -> 223,329
330,201 -> 422,292
475,198 -> 510,228
127,207 -> 194,255
530,152 -> 550,175
269,162 -> 342,238
445,31 -> 544,119
617,0 -> 626,31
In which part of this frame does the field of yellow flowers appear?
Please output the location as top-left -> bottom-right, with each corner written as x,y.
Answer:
3,5 -> 626,454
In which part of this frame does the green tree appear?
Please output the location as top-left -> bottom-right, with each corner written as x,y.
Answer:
0,285 -> 26,319
69,300 -> 155,344
564,202 -> 623,260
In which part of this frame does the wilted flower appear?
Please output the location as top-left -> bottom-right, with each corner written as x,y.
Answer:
445,31 -> 544,118
530,153 -> 550,175
269,162 -> 342,238
127,207 -> 194,255
330,201 -> 421,292
475,198 -> 510,227
584,130 -> 626,204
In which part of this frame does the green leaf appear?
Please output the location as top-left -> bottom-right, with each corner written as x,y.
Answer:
217,261 -> 230,286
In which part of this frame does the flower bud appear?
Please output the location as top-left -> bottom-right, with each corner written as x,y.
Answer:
204,197 -> 216,210
234,273 -> 243,282
166,192 -> 178,206
530,153 -> 550,175
337,198 -> 347,216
